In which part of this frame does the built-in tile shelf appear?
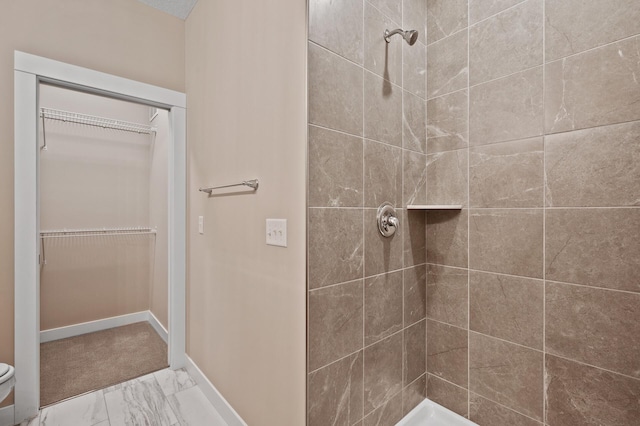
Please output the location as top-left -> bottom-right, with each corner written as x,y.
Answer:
407,205 -> 463,210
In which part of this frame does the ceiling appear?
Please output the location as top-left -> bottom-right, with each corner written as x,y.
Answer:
136,0 -> 198,19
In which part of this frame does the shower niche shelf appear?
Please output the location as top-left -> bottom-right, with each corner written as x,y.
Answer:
407,205 -> 463,210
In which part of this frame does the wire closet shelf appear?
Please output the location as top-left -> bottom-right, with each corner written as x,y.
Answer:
40,107 -> 157,135
40,227 -> 157,238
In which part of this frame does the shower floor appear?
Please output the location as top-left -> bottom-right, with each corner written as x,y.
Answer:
40,321 -> 168,406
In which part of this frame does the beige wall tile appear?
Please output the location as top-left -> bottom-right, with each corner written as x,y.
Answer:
546,282 -> 640,378
364,2 -> 402,86
368,0 -> 402,25
364,333 -> 404,414
363,391 -> 403,426
469,138 -> 543,208
404,320 -> 426,385
364,74 -> 403,147
404,264 -> 427,325
308,125 -> 363,208
403,0 -> 427,44
426,210 -> 469,268
403,150 -> 427,206
469,332 -> 543,421
403,91 -> 427,153
309,42 -> 364,136
545,36 -> 640,134
545,0 -> 640,61
469,393 -> 542,426
469,209 -> 544,278
309,281 -> 364,371
427,90 -> 469,154
426,149 -> 469,206
426,374 -> 469,417
545,355 -> 640,426
545,121 -> 640,207
364,209 -> 404,277
403,43 -> 426,98
468,0 -> 526,24
426,0 -> 468,44
308,351 -> 364,426
365,271 -> 404,345
364,140 -> 403,207
402,375 -> 426,416
469,271 -> 543,349
309,0 -> 364,64
469,0 -> 542,85
545,209 -> 640,293
470,67 -> 543,146
427,320 -> 468,387
308,209 -> 364,289
403,210 -> 427,267
427,265 -> 468,329
427,30 -> 469,98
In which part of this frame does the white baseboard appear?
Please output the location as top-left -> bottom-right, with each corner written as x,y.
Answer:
40,311 -> 166,343
0,405 -> 14,426
184,355 -> 247,426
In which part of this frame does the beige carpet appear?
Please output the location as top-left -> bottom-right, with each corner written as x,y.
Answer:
40,321 -> 168,406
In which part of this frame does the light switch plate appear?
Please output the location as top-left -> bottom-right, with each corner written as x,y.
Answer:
266,219 -> 287,247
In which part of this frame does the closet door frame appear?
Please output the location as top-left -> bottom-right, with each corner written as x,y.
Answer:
13,51 -> 187,424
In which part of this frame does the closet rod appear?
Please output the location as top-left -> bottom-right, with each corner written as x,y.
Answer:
40,107 -> 157,135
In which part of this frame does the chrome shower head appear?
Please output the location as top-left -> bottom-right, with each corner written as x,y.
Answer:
384,28 -> 419,45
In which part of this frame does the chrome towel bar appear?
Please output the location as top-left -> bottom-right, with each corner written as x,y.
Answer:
199,179 -> 259,194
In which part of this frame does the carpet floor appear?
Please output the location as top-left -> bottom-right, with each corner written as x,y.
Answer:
40,321 -> 168,407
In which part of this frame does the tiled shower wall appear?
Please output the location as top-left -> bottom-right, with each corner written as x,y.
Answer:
424,0 -> 640,425
307,0 -> 429,424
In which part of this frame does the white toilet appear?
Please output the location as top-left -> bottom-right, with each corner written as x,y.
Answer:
0,363 -> 15,403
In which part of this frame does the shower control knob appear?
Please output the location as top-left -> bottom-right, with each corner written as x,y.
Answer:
377,202 -> 399,238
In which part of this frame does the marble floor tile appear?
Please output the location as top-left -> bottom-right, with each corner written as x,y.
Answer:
154,368 -> 196,397
104,378 -> 178,426
18,414 -> 39,426
40,391 -> 108,426
168,386 -> 227,426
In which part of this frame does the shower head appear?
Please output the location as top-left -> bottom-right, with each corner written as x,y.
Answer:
384,28 -> 419,45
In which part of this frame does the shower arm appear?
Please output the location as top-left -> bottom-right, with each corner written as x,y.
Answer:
384,28 -> 404,43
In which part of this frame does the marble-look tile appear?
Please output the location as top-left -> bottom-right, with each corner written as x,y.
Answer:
403,43 -> 425,98
545,36 -> 640,134
18,414 -> 40,426
427,90 -> 468,154
364,333 -> 403,414
403,150 -> 427,206
403,0 -> 427,47
308,208 -> 364,289
426,0 -> 468,44
469,393 -> 542,426
309,0 -> 364,64
545,355 -> 640,426
469,209 -> 543,278
40,391 -> 108,426
426,209 -> 468,268
362,391 -> 403,426
545,0 -> 640,61
546,282 -> 640,378
154,368 -> 196,397
427,320 -> 468,387
545,208 -> 640,293
426,374 -> 468,417
364,208 -> 403,277
426,264 -> 468,329
365,271 -> 403,345
104,379 -> 177,426
468,0 -> 526,24
309,42 -> 363,136
469,332 -> 543,421
470,66 -> 543,146
364,74 -> 403,147
168,386 -> 226,426
403,264 -> 427,325
364,2 -> 402,86
402,375 -> 426,416
426,149 -> 468,206
309,280 -> 364,371
469,271 -> 543,349
404,320 -> 426,385
469,138 -> 543,208
427,30 -> 468,99
308,351 -> 364,426
403,91 -> 427,153
308,125 -> 364,208
368,0 -> 402,26
545,121 -> 640,207
364,140 -> 402,207
403,210 -> 426,268
469,0 -> 543,85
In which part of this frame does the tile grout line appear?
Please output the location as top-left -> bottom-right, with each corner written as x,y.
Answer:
466,0 -> 471,417
542,0 -> 547,422
361,0 -> 365,421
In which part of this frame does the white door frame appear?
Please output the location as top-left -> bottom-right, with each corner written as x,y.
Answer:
13,51 -> 187,423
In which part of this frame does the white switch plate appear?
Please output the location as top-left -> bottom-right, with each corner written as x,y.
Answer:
198,216 -> 204,234
266,219 -> 287,247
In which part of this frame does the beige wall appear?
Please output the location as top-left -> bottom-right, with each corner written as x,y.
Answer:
0,0 -> 184,407
185,1 -> 307,425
